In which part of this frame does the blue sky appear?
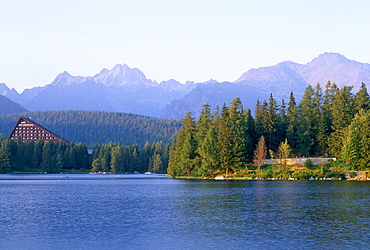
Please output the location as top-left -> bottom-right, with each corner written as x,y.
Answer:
1,0 -> 370,92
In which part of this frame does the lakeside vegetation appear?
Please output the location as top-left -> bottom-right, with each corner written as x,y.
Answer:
0,138 -> 169,174
1,82 -> 370,180
168,82 -> 370,179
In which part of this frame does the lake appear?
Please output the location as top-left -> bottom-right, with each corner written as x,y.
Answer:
0,174 -> 369,250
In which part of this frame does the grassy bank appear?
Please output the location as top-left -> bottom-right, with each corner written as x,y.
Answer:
170,162 -> 370,181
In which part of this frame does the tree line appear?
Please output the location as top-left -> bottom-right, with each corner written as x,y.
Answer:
0,138 -> 169,174
168,82 -> 370,177
0,82 -> 369,176
0,110 -> 181,147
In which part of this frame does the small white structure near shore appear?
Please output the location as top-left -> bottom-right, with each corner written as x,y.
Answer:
263,158 -> 336,165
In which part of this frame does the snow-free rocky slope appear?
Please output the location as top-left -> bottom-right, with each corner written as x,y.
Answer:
2,53 -> 370,119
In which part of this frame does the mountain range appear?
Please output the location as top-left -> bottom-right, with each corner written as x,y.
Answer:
1,52 -> 370,119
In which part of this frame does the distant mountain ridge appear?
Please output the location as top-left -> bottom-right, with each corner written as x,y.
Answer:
0,94 -> 28,114
1,52 -> 370,119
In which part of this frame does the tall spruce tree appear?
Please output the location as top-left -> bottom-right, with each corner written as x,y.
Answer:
354,82 -> 370,112
254,99 -> 266,138
313,83 -> 327,155
286,92 -> 298,153
168,112 -> 197,176
228,97 -> 249,172
243,108 -> 256,161
277,99 -> 288,143
329,86 -> 354,157
265,94 -> 278,150
196,103 -> 212,144
197,128 -> 219,176
296,85 -> 315,156
217,104 -> 234,176
110,145 -> 124,173
322,81 -> 338,135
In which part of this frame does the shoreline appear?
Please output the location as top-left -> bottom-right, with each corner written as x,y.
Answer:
171,176 -> 370,181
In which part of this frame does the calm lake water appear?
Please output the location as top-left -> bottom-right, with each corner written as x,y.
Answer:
0,174 -> 369,250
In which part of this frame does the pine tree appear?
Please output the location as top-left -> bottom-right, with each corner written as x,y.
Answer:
340,109 -> 370,169
197,128 -> 219,176
41,141 -> 55,172
110,145 -> 124,173
322,81 -> 338,135
228,97 -> 249,172
254,99 -> 266,138
286,92 -> 298,153
329,86 -> 354,157
340,124 -> 360,169
15,143 -> 26,171
243,108 -> 255,161
0,139 -> 10,173
168,112 -> 197,176
264,94 -> 278,151
91,158 -> 103,172
277,99 -> 288,143
180,133 -> 197,176
75,143 -> 89,170
313,84 -> 327,155
149,154 -> 163,173
296,85 -> 315,156
196,103 -> 212,144
31,141 -> 43,169
141,141 -> 152,172
217,104 -> 234,175
354,82 -> 370,112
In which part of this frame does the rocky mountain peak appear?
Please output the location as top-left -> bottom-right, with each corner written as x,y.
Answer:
308,52 -> 352,67
93,63 -> 153,87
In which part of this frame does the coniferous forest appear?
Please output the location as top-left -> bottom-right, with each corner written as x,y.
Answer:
1,82 -> 370,177
0,110 -> 181,146
168,82 -> 370,178
0,138 -> 169,174
0,111 -> 176,174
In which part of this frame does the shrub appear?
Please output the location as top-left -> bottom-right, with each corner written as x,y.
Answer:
304,159 -> 315,170
291,171 -> 310,179
262,170 -> 274,179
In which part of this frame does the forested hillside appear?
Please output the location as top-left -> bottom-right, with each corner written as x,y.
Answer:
168,82 -> 370,177
0,95 -> 28,114
0,139 -> 169,174
0,111 -> 181,146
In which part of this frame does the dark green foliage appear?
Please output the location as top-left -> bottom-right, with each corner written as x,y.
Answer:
354,83 -> 370,112
168,98 -> 254,177
0,137 -> 10,173
169,83 -> 370,177
2,82 -> 369,176
296,85 -> 316,155
0,95 -> 28,114
340,109 -> 370,170
0,110 -> 181,147
168,112 -> 197,176
329,86 -> 355,157
286,92 -> 298,152
1,138 -> 170,174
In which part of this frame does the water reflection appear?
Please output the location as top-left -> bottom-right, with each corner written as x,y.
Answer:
0,175 -> 369,249
173,180 -> 370,249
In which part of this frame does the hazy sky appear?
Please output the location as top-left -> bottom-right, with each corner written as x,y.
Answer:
1,0 -> 370,92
